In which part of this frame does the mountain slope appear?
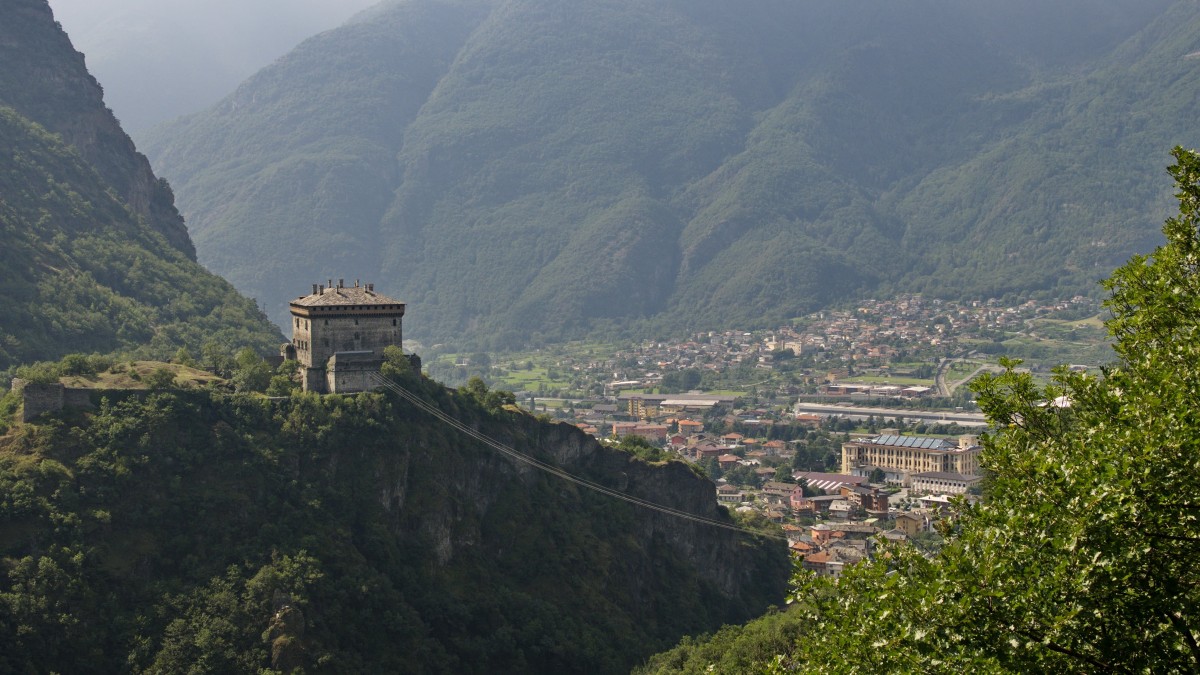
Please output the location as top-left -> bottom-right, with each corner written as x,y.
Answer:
143,0 -> 1192,347
0,108 -> 281,369
0,0 -> 283,370
3,0 -> 193,256
0,376 -> 788,673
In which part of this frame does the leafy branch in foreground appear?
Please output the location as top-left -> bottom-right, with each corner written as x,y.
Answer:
644,148 -> 1200,673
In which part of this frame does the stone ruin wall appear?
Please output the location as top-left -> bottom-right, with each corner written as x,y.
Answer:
10,378 -> 97,422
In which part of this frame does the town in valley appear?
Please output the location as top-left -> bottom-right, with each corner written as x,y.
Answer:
422,293 -> 1110,573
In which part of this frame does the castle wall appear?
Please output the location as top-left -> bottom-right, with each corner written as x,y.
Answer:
301,367 -> 326,393
326,353 -> 385,394
303,314 -> 401,368
11,379 -> 96,422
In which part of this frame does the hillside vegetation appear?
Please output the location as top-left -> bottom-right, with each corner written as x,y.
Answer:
143,0 -> 1200,347
0,0 -> 282,371
0,365 -> 787,673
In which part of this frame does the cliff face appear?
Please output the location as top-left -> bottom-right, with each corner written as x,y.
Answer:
0,0 -> 193,257
386,412 -> 780,597
0,380 -> 788,673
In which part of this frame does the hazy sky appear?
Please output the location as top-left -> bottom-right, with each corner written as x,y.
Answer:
48,0 -> 381,131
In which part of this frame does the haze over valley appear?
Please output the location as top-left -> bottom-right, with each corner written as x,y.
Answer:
48,0 -> 378,132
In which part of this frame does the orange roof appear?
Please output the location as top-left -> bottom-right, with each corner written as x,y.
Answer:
804,550 -> 831,563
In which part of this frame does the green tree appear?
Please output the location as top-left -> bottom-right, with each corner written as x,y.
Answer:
726,464 -> 762,488
230,348 -> 271,393
617,435 -> 668,463
145,367 -> 176,390
265,360 -> 300,397
174,347 -> 197,368
661,369 -> 702,394
380,345 -> 413,380
201,341 -> 233,377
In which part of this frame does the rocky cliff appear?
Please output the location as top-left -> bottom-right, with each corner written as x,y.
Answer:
0,0 -> 193,256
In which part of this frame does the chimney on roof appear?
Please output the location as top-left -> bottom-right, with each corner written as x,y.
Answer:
338,278 -> 344,288
355,279 -> 360,287
367,283 -> 374,292
319,285 -> 325,294
312,283 -> 318,295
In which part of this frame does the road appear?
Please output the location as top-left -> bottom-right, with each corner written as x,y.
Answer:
935,358 -> 1004,396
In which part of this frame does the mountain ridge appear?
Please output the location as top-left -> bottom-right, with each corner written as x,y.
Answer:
142,0 -> 1195,347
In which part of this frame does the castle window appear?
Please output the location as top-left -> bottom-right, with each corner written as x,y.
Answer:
354,319 -> 359,325
324,319 -> 328,325
354,333 -> 360,340
392,319 -> 397,326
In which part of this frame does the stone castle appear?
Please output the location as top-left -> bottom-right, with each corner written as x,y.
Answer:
281,279 -> 406,394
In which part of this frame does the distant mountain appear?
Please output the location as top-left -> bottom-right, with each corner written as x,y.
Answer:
0,0 -> 282,370
49,0 -> 379,132
143,0 -> 1200,349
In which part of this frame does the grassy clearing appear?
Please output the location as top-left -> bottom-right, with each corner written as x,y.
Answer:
947,361 -> 983,379
59,361 -> 223,389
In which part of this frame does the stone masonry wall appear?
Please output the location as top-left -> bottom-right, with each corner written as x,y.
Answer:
306,314 -> 401,368
12,378 -> 102,422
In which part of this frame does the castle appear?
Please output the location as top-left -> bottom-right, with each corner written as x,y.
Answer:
281,279 -> 405,394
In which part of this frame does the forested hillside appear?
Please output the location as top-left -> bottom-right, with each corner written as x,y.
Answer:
0,0 -> 282,371
0,364 -> 788,673
143,0 -> 1200,347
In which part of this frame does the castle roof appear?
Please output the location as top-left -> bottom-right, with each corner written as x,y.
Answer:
290,283 -> 404,309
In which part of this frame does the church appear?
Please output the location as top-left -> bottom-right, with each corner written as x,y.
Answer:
280,279 -> 405,393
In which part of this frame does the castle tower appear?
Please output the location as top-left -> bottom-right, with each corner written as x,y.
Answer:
282,279 -> 405,393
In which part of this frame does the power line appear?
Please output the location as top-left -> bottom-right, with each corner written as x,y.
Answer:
370,373 -> 787,541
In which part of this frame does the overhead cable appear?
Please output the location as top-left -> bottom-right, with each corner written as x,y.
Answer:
369,373 -> 787,541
